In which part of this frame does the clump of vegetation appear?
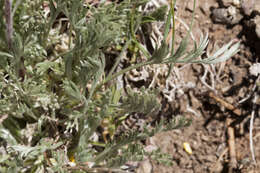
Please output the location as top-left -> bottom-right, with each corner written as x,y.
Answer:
0,0 -> 239,172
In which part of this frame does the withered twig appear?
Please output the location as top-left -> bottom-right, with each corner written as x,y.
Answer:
209,92 -> 238,172
248,76 -> 259,165
226,117 -> 237,173
208,91 -> 242,116
249,94 -> 258,165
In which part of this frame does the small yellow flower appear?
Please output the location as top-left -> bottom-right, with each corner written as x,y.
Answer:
183,142 -> 192,154
69,155 -> 76,163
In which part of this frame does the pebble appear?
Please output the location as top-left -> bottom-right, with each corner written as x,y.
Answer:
249,63 -> 260,76
212,6 -> 243,25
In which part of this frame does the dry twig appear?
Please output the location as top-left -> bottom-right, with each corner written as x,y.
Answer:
208,92 -> 239,172
208,92 -> 242,116
226,117 -> 237,172
249,94 -> 258,165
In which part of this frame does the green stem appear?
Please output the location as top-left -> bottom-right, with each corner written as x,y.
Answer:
166,0 -> 176,78
170,0 -> 176,55
68,22 -> 73,49
107,40 -> 132,79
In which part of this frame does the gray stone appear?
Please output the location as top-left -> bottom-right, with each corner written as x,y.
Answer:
212,6 -> 243,25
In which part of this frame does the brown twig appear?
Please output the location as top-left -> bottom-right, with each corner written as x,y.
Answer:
208,91 -> 242,116
226,117 -> 237,172
208,92 -> 238,172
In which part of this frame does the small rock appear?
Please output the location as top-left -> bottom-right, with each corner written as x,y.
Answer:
249,63 -> 260,76
212,6 -> 243,25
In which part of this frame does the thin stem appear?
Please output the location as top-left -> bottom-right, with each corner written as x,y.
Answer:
107,39 -> 132,79
188,0 -> 196,37
12,0 -> 22,17
132,39 -> 151,59
5,0 -> 13,50
170,0 -> 176,55
166,0 -> 176,78
42,1 -> 60,48
68,22 -> 73,49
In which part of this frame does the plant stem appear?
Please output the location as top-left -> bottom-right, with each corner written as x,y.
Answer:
5,0 -> 13,50
166,0 -> 176,78
107,39 -> 132,79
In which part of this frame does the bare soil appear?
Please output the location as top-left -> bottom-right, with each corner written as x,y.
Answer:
136,0 -> 260,173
